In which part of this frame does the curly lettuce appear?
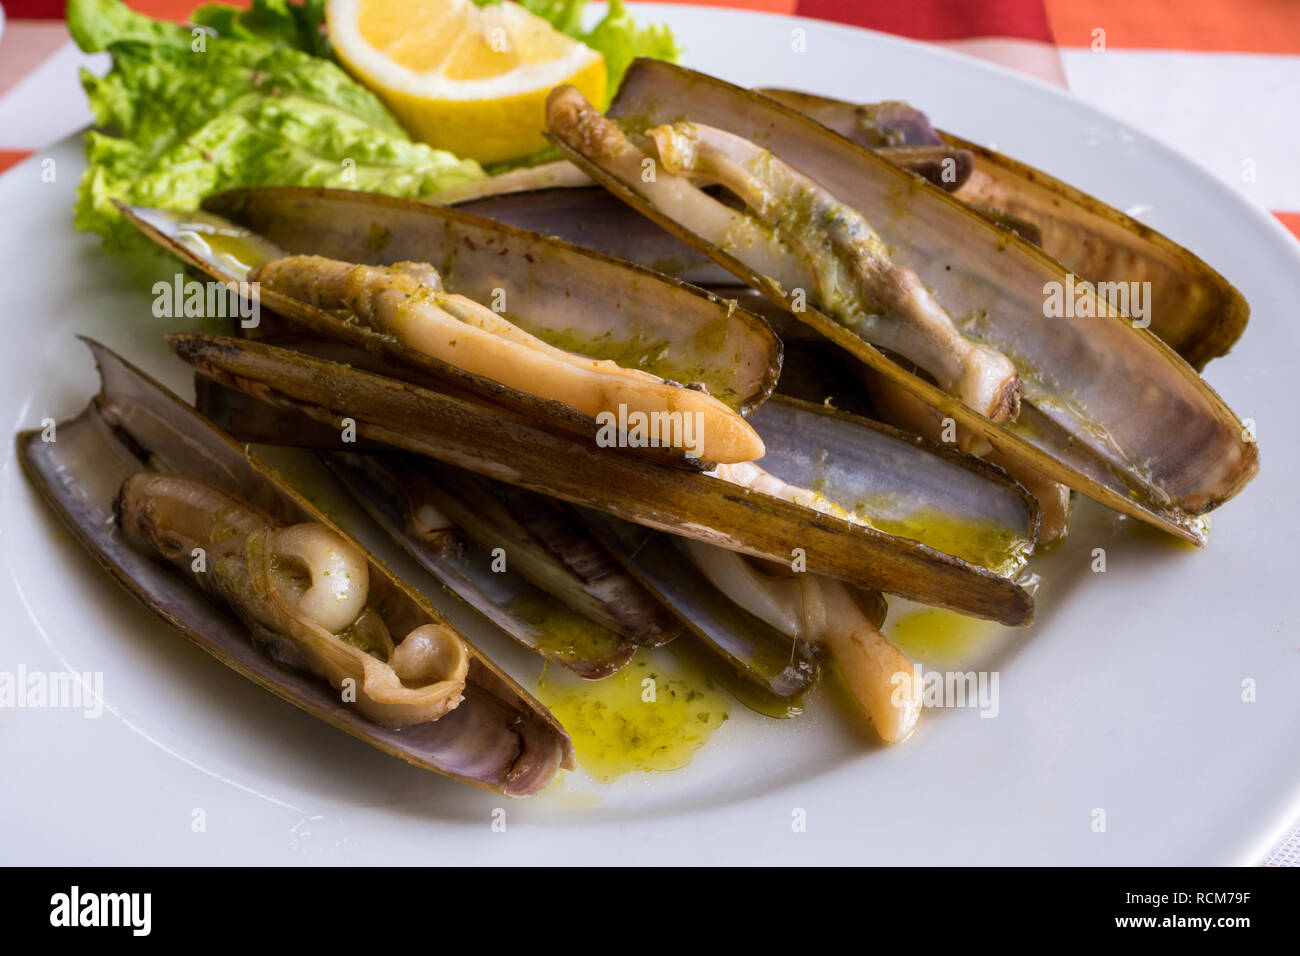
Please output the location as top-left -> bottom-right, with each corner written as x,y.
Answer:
189,0 -> 333,59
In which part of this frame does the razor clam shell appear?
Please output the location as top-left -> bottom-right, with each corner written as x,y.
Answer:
756,89 -> 945,147
169,332 -> 1037,625
192,378 -> 641,677
577,510 -> 823,702
946,133 -> 1248,370
752,396 -> 1040,568
194,370 -> 386,448
558,59 -> 1257,542
119,191 -> 782,466
760,89 -> 1249,368
451,191 -> 1041,343
17,339 -> 572,795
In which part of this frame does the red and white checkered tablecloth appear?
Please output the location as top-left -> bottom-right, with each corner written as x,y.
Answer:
2,0 -> 1297,865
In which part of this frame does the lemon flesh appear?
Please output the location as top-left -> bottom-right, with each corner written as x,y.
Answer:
328,0 -> 606,164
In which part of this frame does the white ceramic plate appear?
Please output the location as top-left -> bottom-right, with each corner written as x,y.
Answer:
2,4 -> 1297,865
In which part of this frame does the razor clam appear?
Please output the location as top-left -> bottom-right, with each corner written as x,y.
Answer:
747,397 -> 1038,575
450,188 -> 1044,361
546,60 -> 1258,543
856,365 -> 1074,544
18,339 -> 572,795
450,186 -> 1045,345
760,88 -> 1248,368
168,332 -> 1038,624
566,102 -> 1027,426
192,377 -> 649,676
117,470 -> 471,725
118,189 -> 782,467
249,254 -> 761,465
678,539 -> 920,743
579,508 -> 898,718
579,408 -> 925,741
576,510 -> 821,702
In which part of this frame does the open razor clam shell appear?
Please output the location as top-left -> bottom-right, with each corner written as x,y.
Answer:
751,397 -> 1040,576
757,88 -> 1248,370
548,59 -> 1257,543
169,332 -> 1037,625
17,339 -> 572,795
192,377 -> 642,677
118,190 -> 782,467
180,186 -> 781,410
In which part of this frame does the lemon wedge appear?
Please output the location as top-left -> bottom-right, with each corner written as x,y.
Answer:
327,0 -> 606,164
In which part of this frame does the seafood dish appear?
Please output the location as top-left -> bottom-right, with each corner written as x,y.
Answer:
22,7 -> 1259,795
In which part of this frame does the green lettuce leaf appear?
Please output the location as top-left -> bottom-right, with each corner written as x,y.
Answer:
69,0 -> 192,51
190,0 -> 332,59
516,0 -> 588,36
